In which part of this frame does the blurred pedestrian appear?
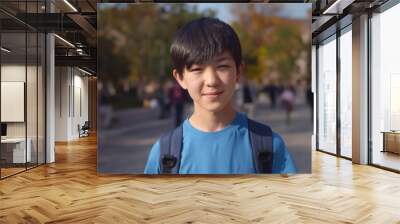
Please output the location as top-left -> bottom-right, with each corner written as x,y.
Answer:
99,83 -> 114,128
264,81 -> 278,109
242,80 -> 255,118
169,81 -> 186,127
280,85 -> 295,125
235,77 -> 255,118
158,81 -> 172,119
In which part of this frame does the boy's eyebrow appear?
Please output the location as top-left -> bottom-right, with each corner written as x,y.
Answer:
186,55 -> 231,69
215,56 -> 230,62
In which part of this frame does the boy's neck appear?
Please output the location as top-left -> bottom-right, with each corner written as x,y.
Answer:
189,104 -> 237,132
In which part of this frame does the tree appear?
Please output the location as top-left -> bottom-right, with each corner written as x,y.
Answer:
99,3 -> 216,85
230,4 -> 309,82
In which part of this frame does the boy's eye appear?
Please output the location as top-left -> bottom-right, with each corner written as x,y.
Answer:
190,67 -> 203,72
217,64 -> 230,69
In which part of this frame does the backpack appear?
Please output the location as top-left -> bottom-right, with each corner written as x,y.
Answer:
159,118 -> 273,174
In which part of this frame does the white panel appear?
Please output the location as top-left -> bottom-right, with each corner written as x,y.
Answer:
390,74 -> 400,130
74,86 -> 81,138
1,82 -> 25,122
1,65 -> 25,82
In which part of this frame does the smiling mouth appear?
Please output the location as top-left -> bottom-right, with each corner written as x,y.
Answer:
202,91 -> 224,96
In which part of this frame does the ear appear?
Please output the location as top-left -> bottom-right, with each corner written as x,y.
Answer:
173,69 -> 187,90
236,63 -> 244,82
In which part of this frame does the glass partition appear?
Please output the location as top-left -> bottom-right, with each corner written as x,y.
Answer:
371,3 -> 400,171
317,35 -> 337,154
0,1 -> 46,178
339,27 -> 352,158
1,30 -> 27,177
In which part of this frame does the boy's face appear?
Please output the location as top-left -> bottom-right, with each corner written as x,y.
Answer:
173,51 -> 242,113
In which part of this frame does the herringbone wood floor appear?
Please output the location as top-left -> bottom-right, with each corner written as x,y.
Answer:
1,135 -> 400,224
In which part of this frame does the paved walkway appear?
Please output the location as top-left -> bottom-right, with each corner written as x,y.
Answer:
98,95 -> 313,173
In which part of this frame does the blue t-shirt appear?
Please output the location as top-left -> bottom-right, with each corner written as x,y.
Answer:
144,112 -> 297,174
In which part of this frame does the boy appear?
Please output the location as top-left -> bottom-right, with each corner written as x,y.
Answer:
144,17 -> 296,174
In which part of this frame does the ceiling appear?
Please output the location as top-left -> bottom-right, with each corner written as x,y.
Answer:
0,0 -> 394,75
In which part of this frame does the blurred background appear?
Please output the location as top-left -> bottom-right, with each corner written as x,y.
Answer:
97,3 -> 312,174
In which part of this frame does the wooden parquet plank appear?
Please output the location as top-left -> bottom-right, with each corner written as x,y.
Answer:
1,135 -> 400,223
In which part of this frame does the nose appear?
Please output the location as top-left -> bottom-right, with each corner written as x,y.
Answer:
203,66 -> 220,87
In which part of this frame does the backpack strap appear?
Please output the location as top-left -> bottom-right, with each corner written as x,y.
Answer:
159,125 -> 183,174
248,118 -> 274,173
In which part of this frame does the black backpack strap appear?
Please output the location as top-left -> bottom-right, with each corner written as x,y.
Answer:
159,125 -> 183,174
248,118 -> 274,173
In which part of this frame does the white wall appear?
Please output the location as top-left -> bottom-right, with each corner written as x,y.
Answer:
1,65 -> 32,138
1,65 -> 26,129
1,63 -> 46,164
55,67 -> 89,141
1,65 -> 26,81
55,66 -> 69,141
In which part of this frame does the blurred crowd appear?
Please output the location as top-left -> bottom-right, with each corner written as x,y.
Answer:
99,77 -> 314,129
148,77 -> 314,128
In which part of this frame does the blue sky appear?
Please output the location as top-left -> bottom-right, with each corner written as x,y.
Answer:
187,3 -> 310,23
99,3 -> 311,23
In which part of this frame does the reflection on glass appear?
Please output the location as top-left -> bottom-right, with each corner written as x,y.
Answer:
318,36 -> 337,154
1,32 -> 27,177
0,1 -> 46,179
340,28 -> 352,158
371,3 -> 400,171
